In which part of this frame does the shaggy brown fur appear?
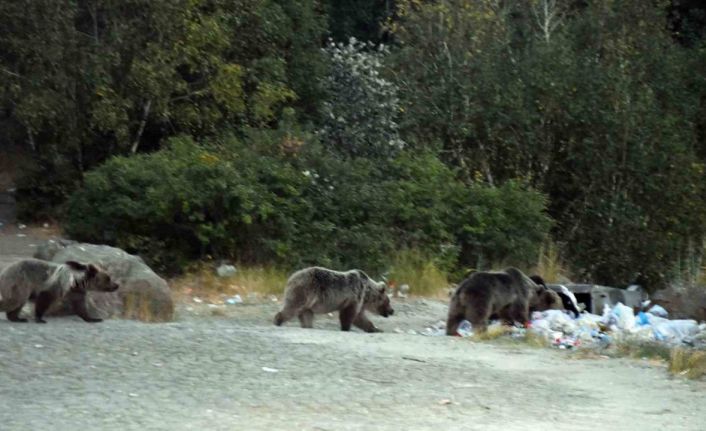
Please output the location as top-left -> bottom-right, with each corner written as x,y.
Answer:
447,267 -> 551,335
274,267 -> 394,332
0,259 -> 119,323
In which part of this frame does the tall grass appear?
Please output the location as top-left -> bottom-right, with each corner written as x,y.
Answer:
669,348 -> 706,379
387,250 -> 449,296
532,241 -> 572,283
171,264 -> 289,301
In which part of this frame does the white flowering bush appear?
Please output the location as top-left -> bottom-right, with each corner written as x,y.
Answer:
320,38 -> 405,158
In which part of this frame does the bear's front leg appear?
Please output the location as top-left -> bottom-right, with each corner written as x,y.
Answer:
68,292 -> 103,323
353,312 -> 382,333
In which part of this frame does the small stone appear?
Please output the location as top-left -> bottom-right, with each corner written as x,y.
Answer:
262,367 -> 279,373
438,399 -> 452,405
216,264 -> 237,278
34,344 -> 43,348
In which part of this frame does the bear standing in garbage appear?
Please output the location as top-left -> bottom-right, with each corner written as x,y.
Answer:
274,267 -> 394,332
446,267 -> 552,335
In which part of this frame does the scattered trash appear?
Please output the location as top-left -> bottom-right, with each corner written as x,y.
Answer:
398,284 -> 410,297
606,302 -> 636,331
42,223 -> 49,228
128,393 -> 138,398
216,264 -> 237,278
648,304 -> 668,318
193,297 -> 203,303
421,320 -> 446,336
456,320 -> 473,337
34,344 -> 43,349
16,233 -> 26,238
269,295 -> 278,302
438,399 -> 452,405
225,295 -> 243,305
18,223 -> 26,229
262,367 -> 279,373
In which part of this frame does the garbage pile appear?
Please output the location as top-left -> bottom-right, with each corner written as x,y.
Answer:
423,303 -> 706,350
530,303 -> 706,349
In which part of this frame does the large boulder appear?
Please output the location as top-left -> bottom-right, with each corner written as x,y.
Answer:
34,240 -> 174,322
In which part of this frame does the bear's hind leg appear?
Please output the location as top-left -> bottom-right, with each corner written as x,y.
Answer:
339,304 -> 357,331
298,309 -> 314,328
6,305 -> 28,323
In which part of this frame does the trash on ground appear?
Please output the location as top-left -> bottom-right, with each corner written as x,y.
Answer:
647,304 -> 668,318
225,295 -> 243,305
216,264 -> 237,278
416,301 -> 704,351
262,367 -> 279,373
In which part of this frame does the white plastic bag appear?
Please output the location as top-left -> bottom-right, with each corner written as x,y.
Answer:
608,302 -> 636,331
652,319 -> 699,343
647,304 -> 668,318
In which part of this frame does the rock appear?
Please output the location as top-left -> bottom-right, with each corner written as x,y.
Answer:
34,240 -> 174,322
216,264 -> 237,278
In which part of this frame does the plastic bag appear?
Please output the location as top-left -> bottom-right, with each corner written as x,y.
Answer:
652,319 -> 699,343
607,302 -> 636,331
647,304 -> 668,318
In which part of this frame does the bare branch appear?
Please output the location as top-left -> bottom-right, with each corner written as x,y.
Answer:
130,100 -> 152,154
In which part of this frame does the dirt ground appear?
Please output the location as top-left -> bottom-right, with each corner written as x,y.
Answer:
1,197 -> 705,430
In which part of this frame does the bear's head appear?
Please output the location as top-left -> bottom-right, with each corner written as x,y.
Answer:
66,261 -> 120,292
358,272 -> 394,317
528,274 -> 563,312
531,288 -> 564,311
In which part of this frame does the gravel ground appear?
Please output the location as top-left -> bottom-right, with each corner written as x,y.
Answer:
1,299 -> 705,431
1,196 -> 705,430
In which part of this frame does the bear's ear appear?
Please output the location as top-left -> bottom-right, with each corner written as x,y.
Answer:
86,264 -> 98,278
529,275 -> 546,288
65,261 -> 87,271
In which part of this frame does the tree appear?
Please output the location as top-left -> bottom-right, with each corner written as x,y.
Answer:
319,38 -> 404,158
0,0 -> 326,218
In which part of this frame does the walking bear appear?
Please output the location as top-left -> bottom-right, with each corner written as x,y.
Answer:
446,267 -> 555,335
0,259 -> 119,323
274,267 -> 394,332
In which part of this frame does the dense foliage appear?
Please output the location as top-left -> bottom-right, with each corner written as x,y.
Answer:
64,132 -> 549,274
3,0 -> 706,288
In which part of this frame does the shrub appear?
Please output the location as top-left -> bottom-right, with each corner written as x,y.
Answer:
64,131 -> 552,276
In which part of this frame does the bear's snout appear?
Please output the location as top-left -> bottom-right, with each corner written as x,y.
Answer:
108,282 -> 120,292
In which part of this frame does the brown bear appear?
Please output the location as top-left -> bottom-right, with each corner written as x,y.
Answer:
0,259 -> 119,323
273,266 -> 394,332
529,275 -> 580,317
446,267 -> 555,335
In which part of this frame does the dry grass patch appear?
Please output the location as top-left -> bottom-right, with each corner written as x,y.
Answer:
122,291 -> 175,322
531,241 -> 572,283
669,348 -> 706,379
388,250 -> 449,297
171,264 -> 289,303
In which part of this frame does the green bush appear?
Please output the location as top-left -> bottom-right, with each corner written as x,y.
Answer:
64,131 -> 552,275
454,181 -> 553,271
64,133 -> 307,273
